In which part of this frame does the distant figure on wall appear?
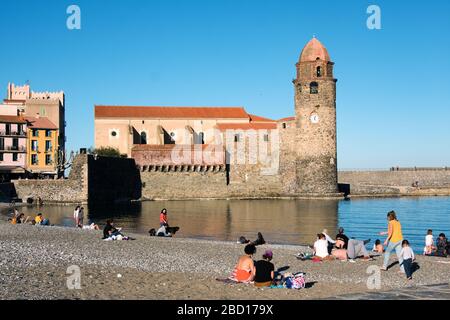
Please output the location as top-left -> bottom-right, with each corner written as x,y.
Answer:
160,208 -> 168,227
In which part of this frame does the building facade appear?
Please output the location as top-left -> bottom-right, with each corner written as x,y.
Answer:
25,116 -> 59,178
94,37 -> 339,197
3,83 -> 65,155
0,114 -> 27,181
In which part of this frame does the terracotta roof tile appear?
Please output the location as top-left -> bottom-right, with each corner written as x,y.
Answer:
95,106 -> 250,119
0,115 -> 26,124
248,114 -> 275,123
278,116 -> 296,122
25,117 -> 58,129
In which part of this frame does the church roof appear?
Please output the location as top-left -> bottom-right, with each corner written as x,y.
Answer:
95,106 -> 250,119
299,38 -> 331,62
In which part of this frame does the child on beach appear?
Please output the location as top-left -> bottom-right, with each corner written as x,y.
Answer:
400,240 -> 415,280
373,239 -> 384,253
313,234 -> 334,261
423,229 -> 435,255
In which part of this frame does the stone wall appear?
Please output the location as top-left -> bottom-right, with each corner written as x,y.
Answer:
13,154 -> 88,203
12,154 -> 141,204
338,170 -> 450,196
140,164 -> 282,200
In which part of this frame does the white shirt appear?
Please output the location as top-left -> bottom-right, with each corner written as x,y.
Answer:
400,246 -> 415,260
425,234 -> 434,246
314,239 -> 329,258
73,209 -> 79,220
323,232 -> 336,244
157,225 -> 170,237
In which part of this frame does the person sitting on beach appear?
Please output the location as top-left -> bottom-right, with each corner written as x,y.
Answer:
160,208 -> 168,227
423,229 -> 436,255
82,222 -> 100,230
313,234 -> 334,261
102,219 -> 122,239
373,239 -> 384,253
35,213 -> 50,226
322,229 -> 336,254
237,232 -> 266,246
156,224 -> 172,237
333,238 -> 372,262
231,244 -> 256,283
254,250 -> 275,288
335,227 -> 349,249
433,233 -> 449,257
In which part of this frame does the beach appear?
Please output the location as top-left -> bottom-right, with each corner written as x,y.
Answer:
0,220 -> 449,300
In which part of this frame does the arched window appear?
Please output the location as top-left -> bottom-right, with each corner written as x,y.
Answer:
198,132 -> 204,144
140,131 -> 147,144
310,82 -> 319,94
316,66 -> 322,77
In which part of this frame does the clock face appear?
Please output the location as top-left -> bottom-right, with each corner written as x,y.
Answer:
310,113 -> 320,124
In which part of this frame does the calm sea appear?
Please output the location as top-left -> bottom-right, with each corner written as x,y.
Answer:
3,197 -> 450,253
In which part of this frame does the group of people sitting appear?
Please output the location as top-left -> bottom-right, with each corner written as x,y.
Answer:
9,209 -> 51,226
231,243 -> 276,287
310,228 -> 373,262
423,229 -> 450,257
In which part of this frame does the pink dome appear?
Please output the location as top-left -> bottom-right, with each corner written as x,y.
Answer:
299,38 -> 331,62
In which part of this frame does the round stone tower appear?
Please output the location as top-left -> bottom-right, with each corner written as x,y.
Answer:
293,37 -> 338,195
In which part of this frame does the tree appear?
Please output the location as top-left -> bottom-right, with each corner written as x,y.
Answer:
93,147 -> 121,158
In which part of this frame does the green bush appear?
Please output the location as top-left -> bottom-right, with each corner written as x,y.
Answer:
93,147 -> 121,158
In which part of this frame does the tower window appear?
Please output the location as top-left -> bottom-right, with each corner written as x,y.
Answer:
282,123 -> 287,129
234,134 -> 240,142
316,66 -> 322,77
310,82 -> 319,94
140,131 -> 147,144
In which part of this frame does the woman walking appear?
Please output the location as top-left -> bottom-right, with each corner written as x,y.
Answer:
380,210 -> 404,272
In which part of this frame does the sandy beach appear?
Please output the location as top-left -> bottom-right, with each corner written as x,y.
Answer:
1,220 -> 450,300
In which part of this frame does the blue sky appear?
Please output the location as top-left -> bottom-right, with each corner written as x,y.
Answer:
0,0 -> 449,169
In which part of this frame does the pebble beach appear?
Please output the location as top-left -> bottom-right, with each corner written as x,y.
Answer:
1,220 -> 450,300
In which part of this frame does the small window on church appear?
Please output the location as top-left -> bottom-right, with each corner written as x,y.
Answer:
234,134 -> 240,142
310,82 -> 319,94
263,134 -> 269,142
140,131 -> 147,144
317,66 -> 322,77
282,123 -> 287,129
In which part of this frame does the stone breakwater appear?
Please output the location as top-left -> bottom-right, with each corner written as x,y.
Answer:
1,221 -> 449,300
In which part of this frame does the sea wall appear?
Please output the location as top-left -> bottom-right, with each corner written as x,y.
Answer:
12,154 -> 88,203
338,170 -> 450,196
140,164 -> 283,200
12,154 -> 142,204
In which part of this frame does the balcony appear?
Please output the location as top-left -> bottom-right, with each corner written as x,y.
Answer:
0,145 -> 27,153
0,131 -> 27,137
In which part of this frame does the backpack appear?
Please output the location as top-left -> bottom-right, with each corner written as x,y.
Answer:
284,272 -> 306,289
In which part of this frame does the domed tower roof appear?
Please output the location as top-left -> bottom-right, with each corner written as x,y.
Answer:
299,37 -> 331,62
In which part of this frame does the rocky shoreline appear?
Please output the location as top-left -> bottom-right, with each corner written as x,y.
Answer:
1,221 -> 449,300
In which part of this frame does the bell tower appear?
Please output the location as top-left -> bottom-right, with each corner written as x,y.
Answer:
293,37 -> 338,194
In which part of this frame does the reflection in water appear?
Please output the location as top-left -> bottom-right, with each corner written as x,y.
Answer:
5,197 -> 450,251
